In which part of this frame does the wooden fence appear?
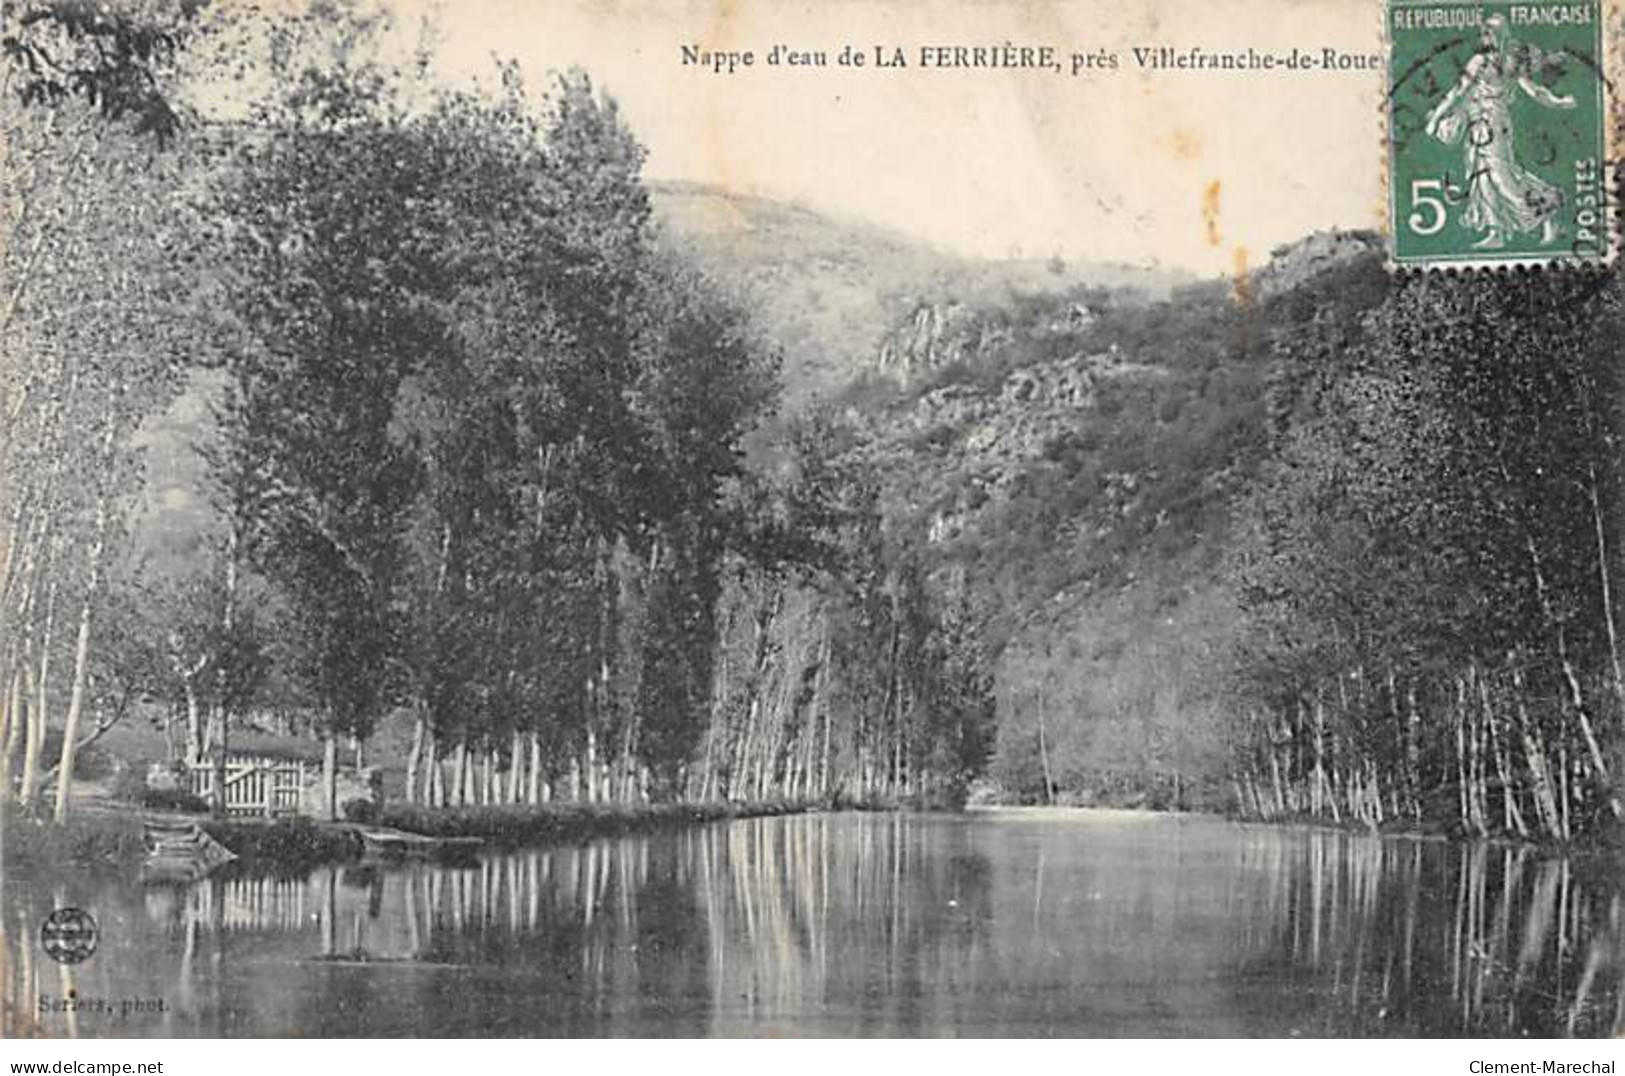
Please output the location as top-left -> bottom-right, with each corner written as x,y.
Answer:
189,755 -> 308,817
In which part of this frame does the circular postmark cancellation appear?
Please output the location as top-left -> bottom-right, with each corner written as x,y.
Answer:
40,907 -> 98,965
1386,0 -> 1617,269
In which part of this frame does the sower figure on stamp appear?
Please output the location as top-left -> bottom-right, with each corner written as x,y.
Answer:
1424,14 -> 1576,250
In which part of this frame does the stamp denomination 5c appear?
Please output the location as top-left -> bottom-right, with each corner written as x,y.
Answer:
1388,0 -> 1613,267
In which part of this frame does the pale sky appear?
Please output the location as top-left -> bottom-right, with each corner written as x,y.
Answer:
416,0 -> 1388,275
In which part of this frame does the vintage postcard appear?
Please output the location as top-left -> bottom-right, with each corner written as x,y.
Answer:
2,0 -> 1623,1044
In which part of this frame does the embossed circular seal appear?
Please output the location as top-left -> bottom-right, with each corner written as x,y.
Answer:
40,907 -> 98,965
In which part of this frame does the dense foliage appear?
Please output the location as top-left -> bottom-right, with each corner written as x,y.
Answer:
831,239 -> 1623,840
1231,271 -> 1625,840
0,3 -> 994,822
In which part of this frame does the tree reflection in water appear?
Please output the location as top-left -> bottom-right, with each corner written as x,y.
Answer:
1232,831 -> 1624,1037
2,813 -> 1620,1037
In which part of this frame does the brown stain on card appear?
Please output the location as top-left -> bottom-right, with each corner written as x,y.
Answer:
1231,245 -> 1252,309
1202,180 -> 1222,246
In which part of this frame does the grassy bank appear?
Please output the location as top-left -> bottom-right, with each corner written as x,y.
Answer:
0,807 -> 366,873
377,798 -> 814,847
1,807 -> 147,871
202,817 -> 363,869
2,799 -> 831,875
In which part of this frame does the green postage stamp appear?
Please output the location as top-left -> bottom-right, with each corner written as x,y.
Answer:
1387,0 -> 1614,267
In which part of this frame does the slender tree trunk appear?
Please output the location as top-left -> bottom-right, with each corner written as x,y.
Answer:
1510,663 -> 1562,839
1487,701 -> 1527,839
1558,734 -> 1572,842
697,717 -> 716,803
3,378 -> 67,801
1035,686 -> 1054,806
428,740 -> 444,806
1384,668 -> 1411,819
616,723 -> 636,805
322,727 -> 338,822
732,699 -> 755,803
877,600 -> 902,801
213,525 -> 239,818
1521,531 -> 1620,817
211,733 -> 228,818
1470,679 -> 1491,836
0,482 -> 33,620
1588,461 -> 1625,723
180,676 -> 200,764
1455,681 -> 1471,832
819,670 -> 833,799
0,528 -> 40,803
585,728 -> 598,804
1313,692 -> 1339,823
450,738 -> 467,806
53,477 -> 110,822
1,669 -> 29,804
405,712 -> 426,805
1554,649 -> 1620,818
1269,738 -> 1286,816
1403,683 -> 1423,821
891,696 -> 904,799
18,576 -> 57,811
527,730 -> 541,805
508,729 -> 523,804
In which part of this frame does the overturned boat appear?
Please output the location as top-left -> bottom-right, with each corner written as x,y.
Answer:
141,818 -> 237,885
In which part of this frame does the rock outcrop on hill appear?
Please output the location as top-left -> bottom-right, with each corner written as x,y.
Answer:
813,231 -> 1390,803
1253,229 -> 1382,298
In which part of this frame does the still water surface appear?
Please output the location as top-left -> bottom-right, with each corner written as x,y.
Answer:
7,809 -> 1623,1037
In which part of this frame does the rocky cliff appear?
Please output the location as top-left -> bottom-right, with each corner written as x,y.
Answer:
822,232 -> 1389,802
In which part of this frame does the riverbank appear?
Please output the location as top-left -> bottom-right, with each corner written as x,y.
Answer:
207,800 -> 824,869
1,798 -> 828,874
1,805 -> 148,870
0,806 -> 357,873
374,798 -> 814,848
1223,804 -> 1625,856
11,797 -> 1619,880
963,801 -> 1625,861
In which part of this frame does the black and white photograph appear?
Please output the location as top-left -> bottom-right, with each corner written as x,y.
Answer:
1,0 -> 1623,1048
